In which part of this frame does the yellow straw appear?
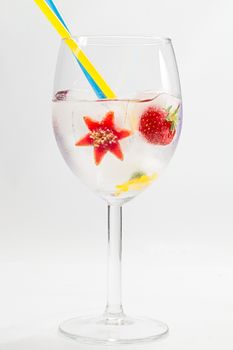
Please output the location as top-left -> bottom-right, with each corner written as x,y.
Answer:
34,0 -> 116,99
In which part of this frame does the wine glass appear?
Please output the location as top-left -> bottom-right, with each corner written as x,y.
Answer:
52,36 -> 182,344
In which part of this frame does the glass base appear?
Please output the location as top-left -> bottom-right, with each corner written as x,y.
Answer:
59,314 -> 169,345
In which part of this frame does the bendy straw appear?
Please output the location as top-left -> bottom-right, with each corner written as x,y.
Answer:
34,0 -> 116,99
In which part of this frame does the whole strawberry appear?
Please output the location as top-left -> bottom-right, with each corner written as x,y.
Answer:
139,105 -> 179,145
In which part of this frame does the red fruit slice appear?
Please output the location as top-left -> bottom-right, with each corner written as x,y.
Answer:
75,111 -> 131,165
109,143 -> 123,161
94,148 -> 108,165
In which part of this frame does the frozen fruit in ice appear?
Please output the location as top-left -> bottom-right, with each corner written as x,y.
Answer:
115,172 -> 158,196
139,105 -> 179,145
75,111 -> 131,165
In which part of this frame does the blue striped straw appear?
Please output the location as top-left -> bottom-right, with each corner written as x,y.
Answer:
45,0 -> 106,99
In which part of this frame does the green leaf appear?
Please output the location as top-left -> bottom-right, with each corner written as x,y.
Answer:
166,105 -> 172,113
173,104 -> 180,115
170,121 -> 177,132
130,171 -> 146,180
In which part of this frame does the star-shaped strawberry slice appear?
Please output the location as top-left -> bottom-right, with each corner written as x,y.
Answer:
75,111 -> 131,165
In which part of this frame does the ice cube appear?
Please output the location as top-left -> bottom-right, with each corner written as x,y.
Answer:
153,92 -> 181,111
71,99 -> 130,141
67,89 -> 95,101
125,92 -> 181,132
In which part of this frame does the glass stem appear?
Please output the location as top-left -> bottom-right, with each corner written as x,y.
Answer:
104,204 -> 124,319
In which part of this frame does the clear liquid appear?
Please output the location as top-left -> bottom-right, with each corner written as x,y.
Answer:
52,90 -> 181,202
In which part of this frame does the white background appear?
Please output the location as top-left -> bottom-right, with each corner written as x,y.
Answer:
1,0 -> 233,349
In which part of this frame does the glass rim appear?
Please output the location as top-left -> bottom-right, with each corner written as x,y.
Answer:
61,35 -> 172,46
